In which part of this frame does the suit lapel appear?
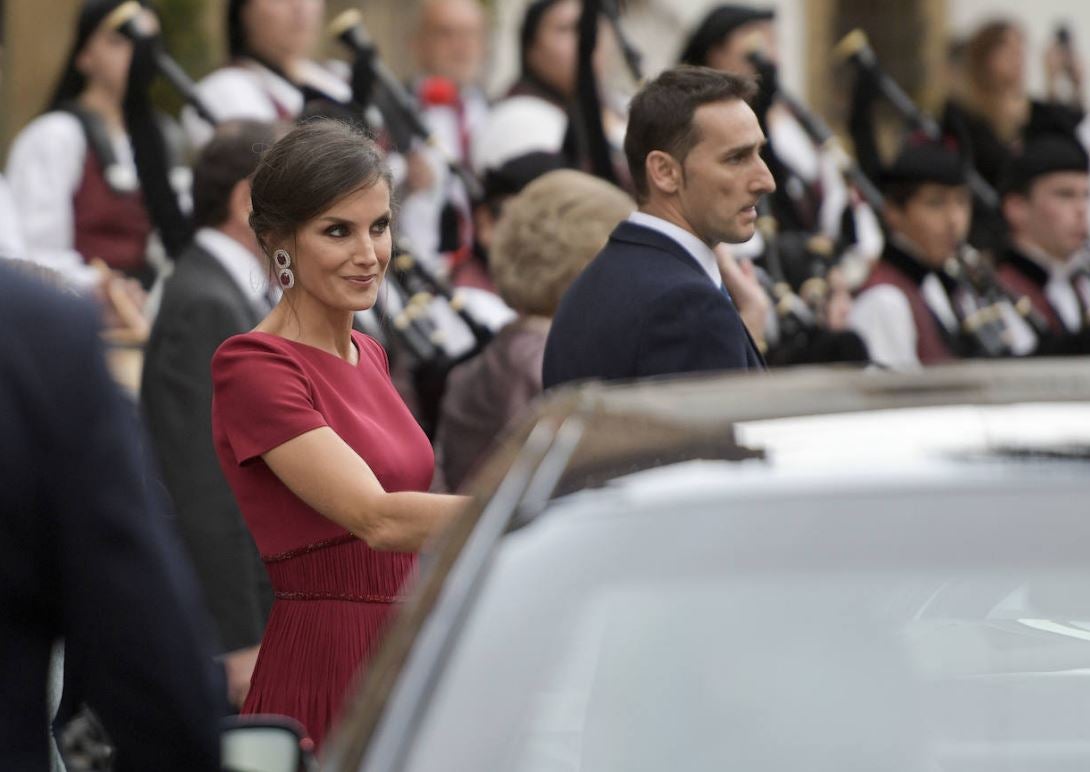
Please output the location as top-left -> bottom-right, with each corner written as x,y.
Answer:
610,221 -> 767,371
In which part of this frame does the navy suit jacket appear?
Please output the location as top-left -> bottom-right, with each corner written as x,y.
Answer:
0,265 -> 223,771
543,220 -> 765,389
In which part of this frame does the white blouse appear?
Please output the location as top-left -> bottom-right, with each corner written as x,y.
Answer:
183,59 -> 352,149
5,111 -> 137,290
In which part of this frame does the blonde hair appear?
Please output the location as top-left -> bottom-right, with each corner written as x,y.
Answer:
490,170 -> 635,316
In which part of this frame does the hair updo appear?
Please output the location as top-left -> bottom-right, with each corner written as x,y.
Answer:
248,120 -> 393,266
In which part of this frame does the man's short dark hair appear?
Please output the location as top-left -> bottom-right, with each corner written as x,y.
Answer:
623,65 -> 757,202
192,120 -> 285,230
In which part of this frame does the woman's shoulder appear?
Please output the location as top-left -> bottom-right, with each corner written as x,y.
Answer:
196,65 -> 263,93
10,111 -> 85,154
213,330 -> 303,372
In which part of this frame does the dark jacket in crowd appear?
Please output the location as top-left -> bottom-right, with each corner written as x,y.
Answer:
543,221 -> 765,389
142,240 -> 273,654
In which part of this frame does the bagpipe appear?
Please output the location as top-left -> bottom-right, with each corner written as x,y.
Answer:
735,44 -> 879,363
328,9 -> 483,201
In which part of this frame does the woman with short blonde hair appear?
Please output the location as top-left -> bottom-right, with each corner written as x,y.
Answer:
490,169 -> 638,317
438,170 -> 635,489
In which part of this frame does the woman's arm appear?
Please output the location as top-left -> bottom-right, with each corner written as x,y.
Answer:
263,426 -> 466,552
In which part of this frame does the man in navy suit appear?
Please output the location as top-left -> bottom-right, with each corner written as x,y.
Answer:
0,264 -> 223,771
543,66 -> 774,388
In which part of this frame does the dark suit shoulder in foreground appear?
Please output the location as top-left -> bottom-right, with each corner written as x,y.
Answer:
0,265 -> 223,771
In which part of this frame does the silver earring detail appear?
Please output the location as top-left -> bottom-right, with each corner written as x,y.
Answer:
274,249 -> 294,289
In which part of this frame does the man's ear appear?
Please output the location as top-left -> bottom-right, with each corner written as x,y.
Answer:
645,150 -> 682,196
1002,193 -> 1029,234
230,178 -> 253,228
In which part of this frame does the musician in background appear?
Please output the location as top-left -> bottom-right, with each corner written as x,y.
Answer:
460,150 -> 567,290
996,131 -> 1090,353
850,142 -> 974,370
399,0 -> 489,267
942,19 -> 1084,192
681,4 -> 882,263
6,0 -> 163,292
183,0 -> 350,149
473,0 -> 595,174
438,170 -> 634,489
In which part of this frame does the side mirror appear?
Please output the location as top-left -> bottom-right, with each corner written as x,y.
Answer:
221,715 -> 316,772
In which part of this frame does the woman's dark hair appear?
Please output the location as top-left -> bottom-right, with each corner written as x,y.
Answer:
49,0 -> 139,108
623,65 -> 757,202
518,0 -> 562,75
249,119 -> 393,261
227,0 -> 249,59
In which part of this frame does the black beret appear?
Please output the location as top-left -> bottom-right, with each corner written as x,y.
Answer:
1000,133 -> 1089,196
481,151 -> 568,205
879,141 -> 968,190
679,4 -> 775,67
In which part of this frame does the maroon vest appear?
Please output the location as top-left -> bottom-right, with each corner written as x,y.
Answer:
72,151 -> 152,275
995,259 -> 1066,335
860,260 -> 957,365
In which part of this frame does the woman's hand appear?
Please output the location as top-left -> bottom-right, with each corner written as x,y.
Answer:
221,645 -> 260,710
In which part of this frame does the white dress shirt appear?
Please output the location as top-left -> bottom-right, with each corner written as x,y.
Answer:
0,174 -> 28,262
183,59 -> 352,150
5,111 -> 138,290
627,211 -> 723,289
1016,244 -> 1089,334
195,228 -> 272,314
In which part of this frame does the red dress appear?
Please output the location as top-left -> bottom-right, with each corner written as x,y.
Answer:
211,330 -> 434,749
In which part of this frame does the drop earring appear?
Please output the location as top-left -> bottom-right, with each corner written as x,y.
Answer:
274,248 -> 294,289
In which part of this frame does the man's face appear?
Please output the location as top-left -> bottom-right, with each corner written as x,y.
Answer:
1017,172 -> 1090,261
415,0 -> 486,86
885,184 -> 972,269
675,100 -> 776,245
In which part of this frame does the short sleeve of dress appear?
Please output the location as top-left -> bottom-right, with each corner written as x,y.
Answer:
212,334 -> 328,465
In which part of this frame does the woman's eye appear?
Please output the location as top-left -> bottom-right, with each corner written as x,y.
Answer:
326,224 -> 348,237
370,218 -> 390,235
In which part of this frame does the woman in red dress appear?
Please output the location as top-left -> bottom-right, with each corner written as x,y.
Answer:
210,120 -> 465,749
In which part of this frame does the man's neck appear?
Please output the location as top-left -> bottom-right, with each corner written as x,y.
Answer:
638,201 -> 706,246
889,232 -> 947,272
1014,236 -> 1069,269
